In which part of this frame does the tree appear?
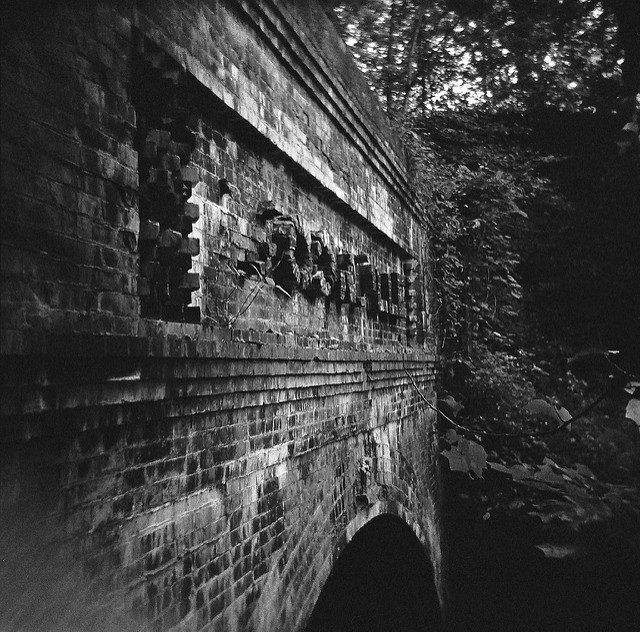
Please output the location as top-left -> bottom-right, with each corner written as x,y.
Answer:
329,0 -> 638,114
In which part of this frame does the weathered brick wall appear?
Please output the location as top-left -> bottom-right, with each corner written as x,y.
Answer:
0,1 -> 441,631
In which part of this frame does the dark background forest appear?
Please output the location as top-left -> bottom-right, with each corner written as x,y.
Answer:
328,1 -> 639,630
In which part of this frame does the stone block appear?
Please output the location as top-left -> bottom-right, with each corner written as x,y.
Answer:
140,260 -> 160,280
162,68 -> 181,84
161,301 -> 183,320
182,202 -> 200,221
272,251 -> 300,294
157,130 -> 172,149
159,229 -> 182,249
169,286 -> 193,303
345,272 -> 356,304
144,140 -> 158,160
272,219 -> 297,252
367,295 -> 381,314
257,200 -> 280,221
310,239 -> 323,260
179,238 -> 200,256
306,270 -> 331,298
171,141 -> 192,161
358,264 -> 377,294
390,272 -> 401,304
181,165 -> 200,183
404,273 -> 417,287
139,219 -> 160,241
174,215 -> 194,234
137,276 -> 151,297
336,253 -> 353,270
333,271 -> 347,303
175,251 -> 193,270
403,260 -> 417,275
258,242 -> 277,260
161,153 -> 181,171
149,168 -> 172,187
179,272 -> 200,291
379,273 -> 390,301
156,247 -> 177,264
184,305 -> 201,323
139,242 -> 157,261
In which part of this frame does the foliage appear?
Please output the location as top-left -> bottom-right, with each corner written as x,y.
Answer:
402,112 -> 548,364
442,429 -> 489,477
401,109 -> 640,618
401,109 -> 639,462
330,0 -> 637,115
443,429 -> 640,538
332,3 -> 640,626
626,397 -> 640,428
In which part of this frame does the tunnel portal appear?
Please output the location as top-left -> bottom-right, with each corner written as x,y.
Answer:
306,515 -> 442,632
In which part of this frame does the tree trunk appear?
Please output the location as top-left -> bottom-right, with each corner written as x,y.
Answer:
400,1 -> 429,114
611,0 -> 640,96
383,0 -> 401,114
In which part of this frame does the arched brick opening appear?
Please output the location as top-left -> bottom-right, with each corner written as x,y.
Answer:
305,514 -> 442,632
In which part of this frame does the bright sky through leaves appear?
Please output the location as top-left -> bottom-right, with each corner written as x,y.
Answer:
330,0 -> 627,114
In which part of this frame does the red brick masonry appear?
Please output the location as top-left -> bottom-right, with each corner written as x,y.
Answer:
0,1 -> 441,630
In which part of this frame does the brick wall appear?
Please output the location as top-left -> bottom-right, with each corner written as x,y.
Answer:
0,1 -> 441,630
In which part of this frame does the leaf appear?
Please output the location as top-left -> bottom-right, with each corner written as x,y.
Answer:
442,437 -> 488,478
442,448 -> 469,473
438,395 -> 464,418
466,440 -> 488,478
535,544 -> 585,559
444,429 -> 460,444
625,398 -> 640,429
533,463 -> 567,486
624,381 -> 640,396
524,399 -> 561,422
487,461 -> 512,475
556,405 -> 572,431
573,463 -> 595,479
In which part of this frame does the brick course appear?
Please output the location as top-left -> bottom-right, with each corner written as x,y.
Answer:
1,1 -> 441,630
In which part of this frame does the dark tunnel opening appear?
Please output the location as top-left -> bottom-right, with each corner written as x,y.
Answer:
305,514 -> 442,632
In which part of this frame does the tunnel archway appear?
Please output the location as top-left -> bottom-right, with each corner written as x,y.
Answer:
305,514 -> 442,632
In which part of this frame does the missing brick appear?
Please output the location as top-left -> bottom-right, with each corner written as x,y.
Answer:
131,33 -> 201,323
218,178 -> 232,198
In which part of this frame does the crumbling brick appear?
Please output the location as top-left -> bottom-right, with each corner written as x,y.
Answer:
139,220 -> 160,241
0,7 -> 439,632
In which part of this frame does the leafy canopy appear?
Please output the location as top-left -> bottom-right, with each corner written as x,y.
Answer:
330,0 -> 636,115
